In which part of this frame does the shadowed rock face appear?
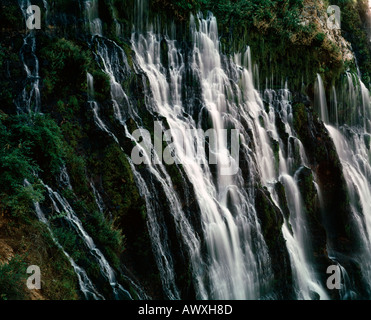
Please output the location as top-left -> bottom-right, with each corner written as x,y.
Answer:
255,187 -> 294,299
292,102 -> 352,247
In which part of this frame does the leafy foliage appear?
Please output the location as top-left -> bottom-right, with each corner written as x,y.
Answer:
0,255 -> 28,300
0,0 -> 23,30
0,113 -> 44,220
40,39 -> 92,99
10,114 -> 66,176
331,0 -> 371,87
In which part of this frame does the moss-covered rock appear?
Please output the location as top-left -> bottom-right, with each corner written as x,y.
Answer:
255,187 -> 294,299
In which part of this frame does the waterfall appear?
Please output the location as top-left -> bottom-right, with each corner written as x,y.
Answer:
90,181 -> 106,215
323,68 -> 371,297
279,173 -> 328,300
262,87 -> 329,299
95,2 -> 331,299
84,0 -> 102,36
338,264 -> 357,300
16,1 -> 136,299
60,164 -> 73,190
326,123 -> 371,297
17,0 -> 41,113
361,81 -> 371,131
326,249 -> 358,300
335,72 -> 370,128
42,0 -> 49,25
44,182 -> 133,300
12,0 -> 371,301
16,0 -> 132,301
315,74 -> 329,124
87,45 -> 151,300
344,73 -> 357,126
24,180 -> 105,300
91,34 -> 202,300
330,86 -> 339,128
85,6 -> 280,298
87,72 -> 120,144
127,11 -> 279,299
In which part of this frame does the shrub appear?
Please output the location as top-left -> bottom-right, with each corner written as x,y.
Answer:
0,255 -> 28,300
10,114 -> 66,176
40,39 -> 92,99
0,113 -> 44,220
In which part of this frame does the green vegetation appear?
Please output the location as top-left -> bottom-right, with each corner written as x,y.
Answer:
0,113 -> 44,220
151,0 -> 201,21
82,210 -> 125,267
147,0 -> 348,91
10,114 -> 66,176
256,188 -> 283,247
91,70 -> 111,102
40,38 -> 92,100
0,0 -> 369,300
0,255 -> 28,300
0,0 -> 23,30
332,0 -> 371,87
100,144 -> 141,220
0,218 -> 80,300
255,186 -> 293,298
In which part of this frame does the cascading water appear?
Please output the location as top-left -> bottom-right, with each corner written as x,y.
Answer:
127,10 -> 278,299
325,124 -> 371,296
44,182 -> 133,300
85,36 -> 150,302
261,85 -> 329,299
314,71 -> 371,298
330,86 -> 339,127
361,81 -> 371,131
84,0 -> 102,36
90,35 -> 202,300
90,181 -> 106,215
12,0 -> 371,301
42,0 -> 48,25
16,0 -> 136,301
24,180 -> 105,300
315,74 -> 329,124
87,0 -> 335,299
17,0 -> 41,113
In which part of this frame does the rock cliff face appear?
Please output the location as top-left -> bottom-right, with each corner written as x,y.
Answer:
0,0 -> 370,300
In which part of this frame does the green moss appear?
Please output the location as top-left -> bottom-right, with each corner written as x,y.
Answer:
314,32 -> 326,45
0,219 -> 80,300
332,0 -> 371,88
292,103 -> 307,137
255,188 -> 283,247
0,113 -> 70,220
39,38 -> 93,101
297,167 -> 317,219
151,0 -> 200,21
101,144 -> 141,220
92,70 -> 111,102
11,114 -> 66,176
65,151 -> 90,196
53,226 -> 85,261
82,210 -> 125,256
